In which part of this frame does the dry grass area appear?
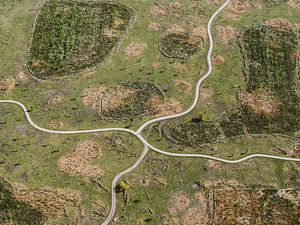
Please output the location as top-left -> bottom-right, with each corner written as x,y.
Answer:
47,120 -> 65,129
163,186 -> 300,225
173,62 -> 188,72
0,76 -> 15,91
149,4 -> 167,16
12,183 -> 82,220
192,26 -> 207,40
147,22 -> 160,31
58,140 -> 103,177
288,0 -> 300,8
146,94 -> 182,117
212,55 -> 225,65
174,80 -> 192,92
216,26 -> 237,43
124,42 -> 147,57
264,18 -> 295,31
167,24 -> 185,33
239,90 -> 282,116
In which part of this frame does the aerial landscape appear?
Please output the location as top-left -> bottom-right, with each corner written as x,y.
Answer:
0,0 -> 300,224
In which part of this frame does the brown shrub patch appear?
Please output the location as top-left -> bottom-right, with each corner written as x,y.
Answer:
12,183 -> 82,219
48,120 -> 65,129
207,159 -> 222,169
239,90 -> 282,116
167,24 -> 185,33
213,55 -> 225,65
192,26 -> 207,40
216,26 -> 237,43
149,4 -> 166,16
157,98 -> 182,117
168,192 -> 190,215
287,0 -> 300,8
200,88 -> 213,102
81,85 -> 108,110
58,140 -> 103,177
264,18 -> 295,31
170,2 -> 181,9
147,22 -> 160,31
48,92 -> 65,105
183,205 -> 209,225
0,76 -> 15,91
17,71 -> 29,81
173,62 -> 188,72
227,0 -> 250,14
152,61 -> 161,68
174,80 -> 192,92
124,42 -> 147,57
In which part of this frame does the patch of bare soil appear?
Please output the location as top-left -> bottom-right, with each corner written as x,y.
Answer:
227,0 -> 250,14
157,98 -> 182,117
0,76 -> 15,91
147,22 -> 160,31
149,4 -> 166,16
152,61 -> 161,68
239,90 -> 282,116
212,55 -> 225,65
287,0 -> 300,8
169,2 -> 181,9
192,26 -> 207,40
12,183 -> 82,219
101,86 -> 136,113
183,205 -> 209,225
216,26 -> 237,43
168,192 -> 190,215
81,85 -> 108,110
124,42 -> 147,57
173,62 -> 188,72
174,80 -> 192,92
167,24 -> 185,33
48,92 -> 65,105
58,140 -> 103,177
48,120 -> 65,129
200,88 -> 213,102
17,71 -> 29,81
207,159 -> 222,169
264,18 -> 295,31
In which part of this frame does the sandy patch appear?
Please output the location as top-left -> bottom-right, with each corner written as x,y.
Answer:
124,42 -> 147,57
174,80 -> 192,92
58,140 -> 103,177
216,26 -> 237,43
48,120 -> 65,129
12,183 -> 82,219
0,76 -> 15,91
213,55 -> 225,65
287,0 -> 300,8
167,24 -> 185,33
239,90 -> 282,116
149,4 -> 166,16
173,62 -> 188,72
192,26 -> 207,40
227,0 -> 250,14
264,18 -> 295,31
147,22 -> 160,31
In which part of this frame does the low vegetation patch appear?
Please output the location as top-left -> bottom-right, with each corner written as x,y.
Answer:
163,120 -> 221,146
222,24 -> 300,136
159,33 -> 203,59
27,0 -> 133,79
